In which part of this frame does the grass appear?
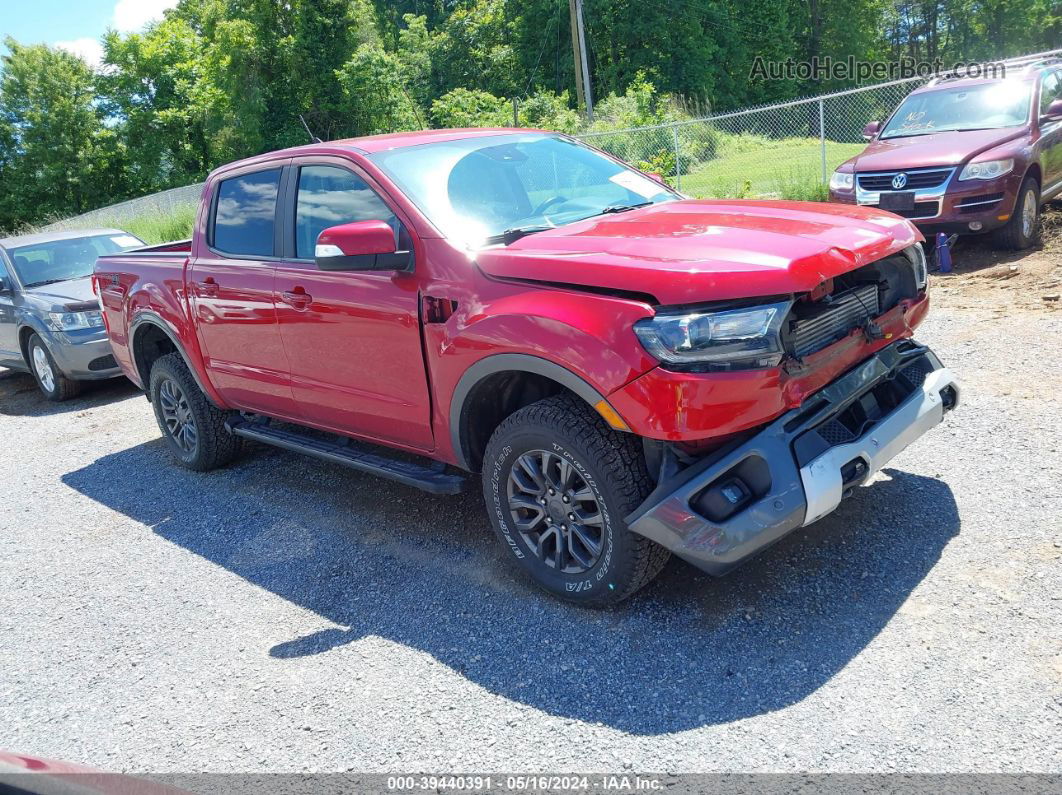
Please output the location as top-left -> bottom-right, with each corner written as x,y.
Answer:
118,205 -> 197,244
678,135 -> 865,200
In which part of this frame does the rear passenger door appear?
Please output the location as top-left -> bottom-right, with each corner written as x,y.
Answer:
273,158 -> 434,450
188,163 -> 298,418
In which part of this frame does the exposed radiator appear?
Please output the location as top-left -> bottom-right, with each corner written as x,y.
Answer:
787,284 -> 880,358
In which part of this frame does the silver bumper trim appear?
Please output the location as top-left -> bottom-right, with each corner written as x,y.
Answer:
800,367 -> 959,525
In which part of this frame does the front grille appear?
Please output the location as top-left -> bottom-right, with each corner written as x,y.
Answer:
792,352 -> 935,467
857,168 -> 952,191
787,284 -> 880,358
88,354 -> 117,371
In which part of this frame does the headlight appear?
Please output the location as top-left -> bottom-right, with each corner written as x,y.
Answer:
47,310 -> 105,331
958,158 -> 1013,181
634,301 -> 791,370
829,171 -> 855,191
905,243 -> 928,290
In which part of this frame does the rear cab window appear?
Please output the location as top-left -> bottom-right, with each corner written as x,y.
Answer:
210,169 -> 283,257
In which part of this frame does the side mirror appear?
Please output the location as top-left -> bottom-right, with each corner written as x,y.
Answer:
1043,98 -> 1062,121
862,121 -> 882,141
314,220 -> 410,272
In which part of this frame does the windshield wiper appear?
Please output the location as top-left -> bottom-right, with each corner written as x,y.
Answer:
486,225 -> 553,245
599,201 -> 653,214
23,278 -> 71,288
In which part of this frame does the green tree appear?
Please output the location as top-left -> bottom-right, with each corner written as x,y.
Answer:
97,17 -> 211,196
430,87 -> 511,127
0,39 -> 119,230
336,45 -> 422,135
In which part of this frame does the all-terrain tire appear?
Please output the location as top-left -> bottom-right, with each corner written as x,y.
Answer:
27,333 -> 81,401
994,175 -> 1040,250
148,352 -> 243,471
482,393 -> 670,606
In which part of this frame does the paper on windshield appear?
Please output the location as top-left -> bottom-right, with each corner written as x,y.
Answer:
609,170 -> 662,199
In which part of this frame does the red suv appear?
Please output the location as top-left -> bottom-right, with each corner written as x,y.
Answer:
829,62 -> 1062,249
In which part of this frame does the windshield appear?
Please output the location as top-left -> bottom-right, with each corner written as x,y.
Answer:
881,82 -> 1032,139
368,133 -> 679,247
8,233 -> 143,288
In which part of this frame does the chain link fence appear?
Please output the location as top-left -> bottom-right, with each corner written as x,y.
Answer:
40,183 -> 204,233
41,47 -> 1062,230
577,48 -> 1062,200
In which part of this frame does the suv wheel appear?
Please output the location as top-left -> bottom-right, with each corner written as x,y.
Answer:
482,394 -> 670,606
149,352 -> 243,471
994,176 -> 1040,250
27,333 -> 80,401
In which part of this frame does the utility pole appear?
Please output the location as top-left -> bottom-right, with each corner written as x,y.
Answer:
568,0 -> 594,122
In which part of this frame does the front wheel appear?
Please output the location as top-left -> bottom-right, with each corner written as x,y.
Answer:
148,352 -> 243,471
482,394 -> 669,606
27,333 -> 80,401
994,176 -> 1040,250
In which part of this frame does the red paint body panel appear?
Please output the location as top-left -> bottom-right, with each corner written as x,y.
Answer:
95,128 -> 932,471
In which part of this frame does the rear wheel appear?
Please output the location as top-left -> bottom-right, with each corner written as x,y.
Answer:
149,352 -> 243,471
27,333 -> 80,401
994,176 -> 1040,250
482,394 -> 669,606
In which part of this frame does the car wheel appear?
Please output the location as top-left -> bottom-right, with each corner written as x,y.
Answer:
27,333 -> 80,401
149,352 -> 243,471
994,176 -> 1040,250
482,394 -> 670,606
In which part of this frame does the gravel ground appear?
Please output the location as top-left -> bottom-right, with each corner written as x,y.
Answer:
1,301 -> 1059,777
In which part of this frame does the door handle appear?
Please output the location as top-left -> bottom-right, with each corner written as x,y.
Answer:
197,277 -> 219,297
281,289 -> 312,309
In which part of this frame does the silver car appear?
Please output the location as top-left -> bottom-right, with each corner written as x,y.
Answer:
0,228 -> 144,401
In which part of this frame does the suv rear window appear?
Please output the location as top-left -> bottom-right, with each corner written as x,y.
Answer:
212,169 -> 282,257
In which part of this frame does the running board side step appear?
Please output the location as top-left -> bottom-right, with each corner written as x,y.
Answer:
225,420 -> 467,495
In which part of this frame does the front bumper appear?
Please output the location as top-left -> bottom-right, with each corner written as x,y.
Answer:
44,328 -> 122,381
627,340 -> 958,576
830,170 -> 1021,233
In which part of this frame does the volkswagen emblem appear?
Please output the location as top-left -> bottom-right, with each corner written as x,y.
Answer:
891,172 -> 908,189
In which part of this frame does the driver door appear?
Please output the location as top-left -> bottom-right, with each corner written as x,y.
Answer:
273,158 -> 434,450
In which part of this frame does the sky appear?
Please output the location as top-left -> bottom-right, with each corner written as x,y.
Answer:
1,0 -> 178,65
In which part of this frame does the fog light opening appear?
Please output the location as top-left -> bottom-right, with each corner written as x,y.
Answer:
840,457 -> 870,488
968,221 -> 983,231
940,385 -> 958,412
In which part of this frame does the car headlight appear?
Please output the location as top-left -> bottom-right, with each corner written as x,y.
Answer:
634,301 -> 791,370
47,310 -> 105,331
958,158 -> 1014,181
905,243 -> 928,290
829,170 -> 855,191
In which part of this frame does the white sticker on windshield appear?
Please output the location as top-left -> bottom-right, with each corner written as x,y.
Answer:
609,170 -> 661,199
110,235 -> 142,248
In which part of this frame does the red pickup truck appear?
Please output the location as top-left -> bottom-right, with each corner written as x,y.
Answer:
95,129 -> 959,605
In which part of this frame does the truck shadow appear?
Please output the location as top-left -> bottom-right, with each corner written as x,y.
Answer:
62,440 -> 958,735
0,368 -> 139,417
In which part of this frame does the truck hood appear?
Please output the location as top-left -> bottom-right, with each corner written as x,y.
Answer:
475,200 -> 919,305
21,276 -> 98,311
849,127 -> 1025,171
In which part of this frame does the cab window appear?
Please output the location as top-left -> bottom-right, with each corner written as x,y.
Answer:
294,165 -> 399,259
211,169 -> 283,257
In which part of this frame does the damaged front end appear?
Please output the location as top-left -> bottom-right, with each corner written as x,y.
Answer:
627,340 -> 959,576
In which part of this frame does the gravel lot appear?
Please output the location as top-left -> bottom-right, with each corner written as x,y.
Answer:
1,294 -> 1060,776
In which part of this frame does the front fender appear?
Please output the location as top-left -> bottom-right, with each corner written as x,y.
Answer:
428,286 -> 658,467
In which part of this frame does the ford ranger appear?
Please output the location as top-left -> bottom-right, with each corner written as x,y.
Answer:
95,129 -> 959,605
